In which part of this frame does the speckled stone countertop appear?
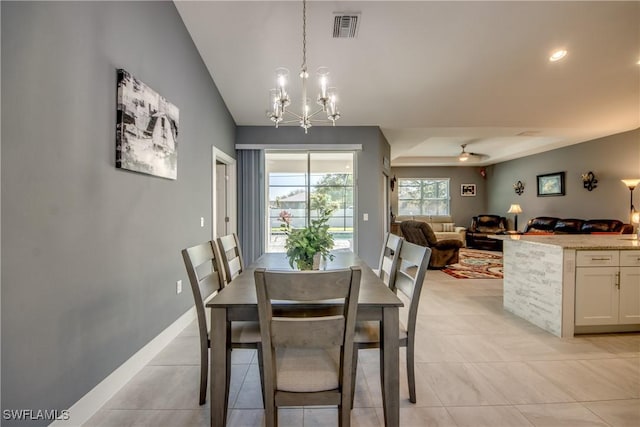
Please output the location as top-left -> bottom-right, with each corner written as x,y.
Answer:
491,234 -> 640,250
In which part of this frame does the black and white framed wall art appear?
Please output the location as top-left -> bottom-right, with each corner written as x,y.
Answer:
461,184 -> 476,196
116,69 -> 179,180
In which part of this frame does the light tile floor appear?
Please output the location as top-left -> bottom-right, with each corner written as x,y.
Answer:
85,270 -> 640,427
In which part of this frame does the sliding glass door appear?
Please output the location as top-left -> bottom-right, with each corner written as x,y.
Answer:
266,151 -> 355,253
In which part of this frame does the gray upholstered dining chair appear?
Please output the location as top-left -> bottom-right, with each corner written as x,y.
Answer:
217,233 -> 244,284
181,240 -> 263,405
352,242 -> 431,404
254,267 -> 361,427
378,232 -> 403,289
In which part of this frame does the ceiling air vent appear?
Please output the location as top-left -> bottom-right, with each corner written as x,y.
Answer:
333,13 -> 360,38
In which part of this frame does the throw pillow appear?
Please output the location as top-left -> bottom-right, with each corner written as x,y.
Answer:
442,223 -> 455,232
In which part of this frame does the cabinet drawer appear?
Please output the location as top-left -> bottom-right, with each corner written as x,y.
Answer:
620,251 -> 640,267
576,251 -> 619,267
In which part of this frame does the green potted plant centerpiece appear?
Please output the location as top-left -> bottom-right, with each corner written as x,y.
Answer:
280,194 -> 336,270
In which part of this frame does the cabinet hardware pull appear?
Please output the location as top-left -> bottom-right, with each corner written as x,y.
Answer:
615,271 -> 620,289
590,257 -> 611,261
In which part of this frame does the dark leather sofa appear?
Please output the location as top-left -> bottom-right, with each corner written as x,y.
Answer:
465,215 -> 507,251
524,217 -> 633,234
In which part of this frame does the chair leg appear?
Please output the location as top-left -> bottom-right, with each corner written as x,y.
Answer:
256,345 -> 266,409
406,341 -> 416,403
350,346 -> 360,407
264,390 -> 276,427
199,345 -> 208,405
338,403 -> 351,427
341,368 -> 353,427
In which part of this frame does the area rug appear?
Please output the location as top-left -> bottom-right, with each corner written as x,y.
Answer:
442,248 -> 503,279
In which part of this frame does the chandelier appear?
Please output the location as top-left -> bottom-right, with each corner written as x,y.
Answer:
267,0 -> 341,133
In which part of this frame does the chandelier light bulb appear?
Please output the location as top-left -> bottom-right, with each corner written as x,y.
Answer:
275,67 -> 289,95
317,67 -> 329,98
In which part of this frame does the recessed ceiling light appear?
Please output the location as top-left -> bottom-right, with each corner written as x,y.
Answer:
637,59 -> 640,65
549,49 -> 567,62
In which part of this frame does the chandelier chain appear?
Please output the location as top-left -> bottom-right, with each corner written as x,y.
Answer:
301,0 -> 307,72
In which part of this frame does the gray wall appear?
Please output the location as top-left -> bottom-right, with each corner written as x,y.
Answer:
236,126 -> 391,267
390,166 -> 489,229
1,1 -> 235,424
488,128 -> 640,231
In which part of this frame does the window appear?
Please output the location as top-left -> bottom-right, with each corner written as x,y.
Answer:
266,152 -> 355,253
398,178 -> 450,216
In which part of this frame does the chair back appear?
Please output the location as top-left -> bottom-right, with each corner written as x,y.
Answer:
581,219 -> 624,233
378,232 -> 403,289
470,215 -> 507,233
523,216 -> 558,233
217,233 -> 245,284
254,267 -> 361,397
395,242 -> 431,341
400,220 -> 438,246
181,241 -> 225,344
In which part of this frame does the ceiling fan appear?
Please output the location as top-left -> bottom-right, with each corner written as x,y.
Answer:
458,143 -> 487,162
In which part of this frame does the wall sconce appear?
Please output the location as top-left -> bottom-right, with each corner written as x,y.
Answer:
581,171 -> 598,191
390,175 -> 397,192
513,180 -> 525,195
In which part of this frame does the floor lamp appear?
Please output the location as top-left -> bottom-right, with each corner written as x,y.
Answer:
622,179 -> 640,235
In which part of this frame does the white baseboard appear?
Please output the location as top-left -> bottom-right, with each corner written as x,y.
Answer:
49,308 -> 196,427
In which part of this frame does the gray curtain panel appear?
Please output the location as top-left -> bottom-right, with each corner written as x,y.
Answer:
237,149 -> 265,265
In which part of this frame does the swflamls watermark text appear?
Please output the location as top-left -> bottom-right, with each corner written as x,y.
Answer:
3,409 -> 70,421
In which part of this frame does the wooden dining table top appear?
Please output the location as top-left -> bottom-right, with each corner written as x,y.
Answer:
206,251 -> 403,309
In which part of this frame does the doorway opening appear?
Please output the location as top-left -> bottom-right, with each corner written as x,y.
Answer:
212,148 -> 236,239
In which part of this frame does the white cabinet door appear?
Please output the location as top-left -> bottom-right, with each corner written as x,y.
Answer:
619,267 -> 640,324
575,267 -> 619,326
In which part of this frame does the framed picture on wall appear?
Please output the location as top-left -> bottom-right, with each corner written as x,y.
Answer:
537,172 -> 565,196
461,184 -> 476,196
116,69 -> 179,180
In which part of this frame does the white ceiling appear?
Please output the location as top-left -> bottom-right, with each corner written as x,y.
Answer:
175,1 -> 640,166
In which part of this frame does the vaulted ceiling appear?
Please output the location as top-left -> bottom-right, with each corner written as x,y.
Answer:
175,1 -> 640,166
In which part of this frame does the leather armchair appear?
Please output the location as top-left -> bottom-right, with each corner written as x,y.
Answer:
400,220 -> 463,269
465,215 -> 507,251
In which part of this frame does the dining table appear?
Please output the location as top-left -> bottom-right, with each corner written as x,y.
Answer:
206,250 -> 404,427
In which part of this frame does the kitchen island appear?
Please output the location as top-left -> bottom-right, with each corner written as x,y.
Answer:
494,234 -> 640,337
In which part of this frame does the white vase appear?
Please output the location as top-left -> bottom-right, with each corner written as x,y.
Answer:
312,253 -> 321,270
